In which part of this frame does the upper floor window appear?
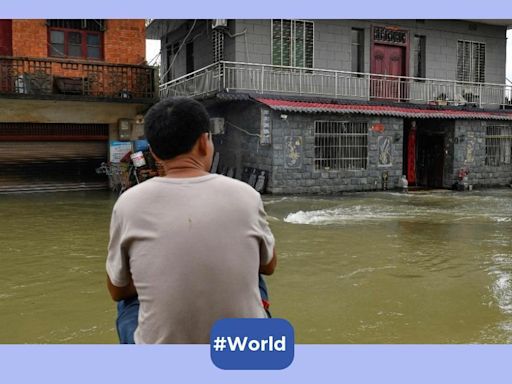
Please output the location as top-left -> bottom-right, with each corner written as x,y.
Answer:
351,28 -> 364,73
272,19 -> 313,68
457,40 -> 485,83
47,19 -> 104,60
413,35 -> 426,78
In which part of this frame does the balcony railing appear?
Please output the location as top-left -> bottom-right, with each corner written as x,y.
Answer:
0,56 -> 158,101
160,61 -> 512,109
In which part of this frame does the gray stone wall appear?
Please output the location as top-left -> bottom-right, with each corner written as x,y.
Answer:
208,102 -> 273,187
453,120 -> 512,187
269,113 -> 404,194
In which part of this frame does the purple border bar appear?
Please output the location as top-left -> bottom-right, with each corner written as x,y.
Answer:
2,0 -> 512,18
1,345 -> 511,383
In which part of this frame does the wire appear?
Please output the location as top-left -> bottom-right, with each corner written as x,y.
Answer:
160,19 -> 197,83
225,120 -> 261,138
224,28 -> 249,63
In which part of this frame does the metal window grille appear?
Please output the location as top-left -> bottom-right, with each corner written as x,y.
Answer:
0,123 -> 108,140
46,19 -> 105,31
271,19 -> 314,68
314,121 -> 368,170
486,125 -> 512,166
212,29 -> 224,63
457,40 -> 485,83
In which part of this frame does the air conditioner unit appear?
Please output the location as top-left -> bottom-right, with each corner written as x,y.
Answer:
210,117 -> 225,135
212,19 -> 228,30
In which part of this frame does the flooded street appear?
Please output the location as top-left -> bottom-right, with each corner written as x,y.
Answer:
1,189 -> 511,343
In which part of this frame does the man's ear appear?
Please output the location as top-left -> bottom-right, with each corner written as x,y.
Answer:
197,132 -> 210,156
149,147 -> 162,163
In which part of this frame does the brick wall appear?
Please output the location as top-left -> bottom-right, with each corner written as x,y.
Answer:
104,20 -> 146,64
10,19 -> 146,65
11,20 -> 48,57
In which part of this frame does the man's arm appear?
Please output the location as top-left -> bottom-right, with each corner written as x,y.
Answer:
107,274 -> 137,302
259,248 -> 277,275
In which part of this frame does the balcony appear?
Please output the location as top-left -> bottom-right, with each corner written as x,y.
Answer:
160,61 -> 512,109
0,56 -> 158,102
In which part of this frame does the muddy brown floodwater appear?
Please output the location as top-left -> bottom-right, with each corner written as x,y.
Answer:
1,188 -> 511,343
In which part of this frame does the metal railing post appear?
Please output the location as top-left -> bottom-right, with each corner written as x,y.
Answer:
367,74 -> 371,101
260,65 -> 264,94
299,69 -> 302,94
334,72 -> 338,98
479,83 -> 482,108
222,62 -> 226,91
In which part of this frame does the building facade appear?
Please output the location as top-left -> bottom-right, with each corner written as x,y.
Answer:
149,19 -> 512,193
0,19 -> 157,192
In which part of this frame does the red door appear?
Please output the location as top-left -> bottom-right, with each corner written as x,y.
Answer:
371,44 -> 405,100
0,20 -> 12,56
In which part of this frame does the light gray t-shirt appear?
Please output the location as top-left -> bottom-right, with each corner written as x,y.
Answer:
106,174 -> 275,344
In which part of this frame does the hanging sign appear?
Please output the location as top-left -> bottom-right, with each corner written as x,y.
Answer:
373,26 -> 407,45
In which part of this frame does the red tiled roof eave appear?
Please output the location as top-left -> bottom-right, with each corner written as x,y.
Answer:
254,98 -> 512,121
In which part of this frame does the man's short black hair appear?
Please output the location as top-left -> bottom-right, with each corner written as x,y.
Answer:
144,97 -> 210,160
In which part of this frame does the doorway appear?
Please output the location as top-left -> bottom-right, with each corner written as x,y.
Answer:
371,43 -> 406,100
404,119 -> 452,189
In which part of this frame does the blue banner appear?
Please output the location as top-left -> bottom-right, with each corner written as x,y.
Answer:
210,318 -> 294,370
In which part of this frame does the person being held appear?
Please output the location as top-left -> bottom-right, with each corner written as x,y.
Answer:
106,97 -> 276,344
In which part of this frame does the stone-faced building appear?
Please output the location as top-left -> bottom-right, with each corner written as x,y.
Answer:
147,19 -> 512,193
0,19 -> 157,192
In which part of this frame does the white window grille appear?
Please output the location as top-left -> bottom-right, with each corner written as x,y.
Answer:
314,121 -> 368,170
272,19 -> 314,68
457,40 -> 485,83
212,29 -> 224,63
486,125 -> 512,166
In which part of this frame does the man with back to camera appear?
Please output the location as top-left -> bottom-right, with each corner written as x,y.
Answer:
106,97 -> 277,344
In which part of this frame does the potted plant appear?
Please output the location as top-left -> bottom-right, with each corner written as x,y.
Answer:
436,93 -> 448,105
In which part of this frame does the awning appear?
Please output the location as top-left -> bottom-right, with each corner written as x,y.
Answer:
255,98 -> 512,121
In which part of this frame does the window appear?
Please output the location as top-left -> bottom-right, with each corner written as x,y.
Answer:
457,40 -> 485,83
165,42 -> 180,82
272,19 -> 313,67
314,121 -> 368,170
186,42 -> 194,74
351,28 -> 364,73
413,35 -> 426,78
486,125 -> 512,166
48,19 -> 104,59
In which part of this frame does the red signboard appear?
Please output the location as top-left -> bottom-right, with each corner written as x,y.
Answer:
372,123 -> 385,133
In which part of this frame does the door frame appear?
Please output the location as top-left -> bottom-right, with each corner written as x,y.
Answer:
370,25 -> 410,77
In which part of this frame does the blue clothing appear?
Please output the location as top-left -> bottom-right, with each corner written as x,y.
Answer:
117,275 -> 270,344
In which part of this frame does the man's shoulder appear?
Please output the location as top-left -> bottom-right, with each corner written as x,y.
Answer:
113,179 -> 158,210
212,174 -> 260,197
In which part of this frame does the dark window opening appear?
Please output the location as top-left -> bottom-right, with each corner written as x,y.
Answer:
186,42 -> 194,74
351,28 -> 364,74
414,35 -> 426,78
